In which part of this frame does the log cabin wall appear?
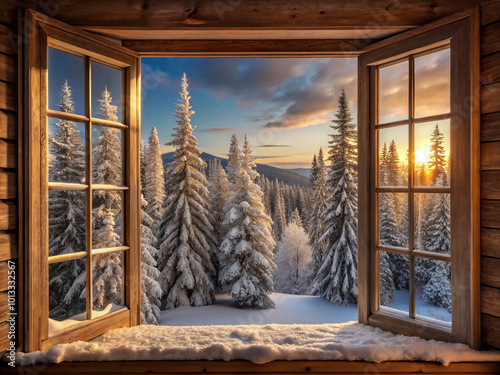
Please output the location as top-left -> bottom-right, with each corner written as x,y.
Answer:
0,0 -> 499,354
0,1 -> 18,353
479,0 -> 500,351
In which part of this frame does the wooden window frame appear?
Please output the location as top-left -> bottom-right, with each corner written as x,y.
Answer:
357,11 -> 481,348
22,10 -> 141,352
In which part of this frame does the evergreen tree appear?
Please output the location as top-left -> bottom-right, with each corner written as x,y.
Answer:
144,126 -> 166,223
271,178 -> 286,241
309,153 -> 318,186
312,89 -> 358,305
218,135 -> 276,308
387,140 -> 401,186
226,134 -> 242,186
421,259 -> 451,311
140,196 -> 162,324
379,251 -> 395,306
48,81 -> 86,320
295,188 -> 309,231
208,159 -> 232,243
157,73 -> 217,309
140,140 -> 147,196
427,124 -> 447,184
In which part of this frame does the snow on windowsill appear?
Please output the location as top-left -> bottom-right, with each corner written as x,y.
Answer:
49,303 -> 127,335
14,321 -> 500,366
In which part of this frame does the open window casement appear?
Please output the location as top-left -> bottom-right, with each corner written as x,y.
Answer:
23,10 -> 141,352
357,11 -> 480,348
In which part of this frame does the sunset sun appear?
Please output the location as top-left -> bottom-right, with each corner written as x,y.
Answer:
414,145 -> 430,164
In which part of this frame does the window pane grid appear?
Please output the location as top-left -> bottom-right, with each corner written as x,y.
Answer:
375,46 -> 452,326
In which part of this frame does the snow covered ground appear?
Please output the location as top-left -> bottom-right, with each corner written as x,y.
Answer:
159,293 -> 358,326
390,290 -> 452,323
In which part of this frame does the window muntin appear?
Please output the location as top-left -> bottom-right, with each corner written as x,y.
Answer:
375,46 -> 452,327
46,46 -> 130,334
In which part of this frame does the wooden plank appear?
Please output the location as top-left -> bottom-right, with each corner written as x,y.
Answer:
481,21 -> 500,56
481,51 -> 500,86
0,171 -> 16,199
0,53 -> 16,84
0,110 -> 16,140
0,81 -> 16,112
0,321 -> 10,352
481,141 -> 500,170
0,231 -> 16,262
0,139 -> 16,169
2,360 -> 500,374
0,260 -> 10,291
0,291 -> 9,323
482,200 -> 500,229
481,171 -> 500,199
481,82 -> 500,114
0,201 -> 16,231
481,286 -> 500,317
481,256 -> 500,288
0,24 -> 16,56
481,0 -> 500,26
32,0 -> 481,29
481,228 -> 500,258
124,39 -> 363,56
482,313 -> 500,349
481,112 -> 500,142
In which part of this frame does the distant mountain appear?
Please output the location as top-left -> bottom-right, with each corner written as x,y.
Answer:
161,152 -> 311,187
288,168 -> 311,179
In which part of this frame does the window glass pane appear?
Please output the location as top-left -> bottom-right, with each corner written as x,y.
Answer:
49,190 -> 86,256
49,258 -> 86,333
415,257 -> 451,322
378,61 -> 408,124
414,193 -> 450,254
379,251 -> 410,313
92,251 -> 125,312
49,118 -> 86,184
92,190 -> 123,249
92,125 -> 123,186
91,61 -> 123,123
414,120 -> 450,186
415,49 -> 450,118
48,47 -> 85,116
379,193 -> 409,248
378,126 -> 408,186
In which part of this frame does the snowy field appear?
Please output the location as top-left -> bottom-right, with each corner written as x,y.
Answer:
159,293 -> 358,326
390,290 -> 452,323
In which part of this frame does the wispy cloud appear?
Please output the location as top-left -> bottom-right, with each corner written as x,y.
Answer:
256,144 -> 292,148
197,127 -> 238,133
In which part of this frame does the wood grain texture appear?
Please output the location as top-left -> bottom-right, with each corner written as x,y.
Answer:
481,286 -> 500,317
0,292 -> 9,323
0,110 -> 16,140
0,53 -> 16,84
480,0 -> 500,26
481,51 -> 500,86
0,171 -> 16,199
0,231 -> 17,261
0,260 -> 11,291
482,200 -> 500,228
0,139 -> 17,169
482,313 -> 500,349
2,360 -> 500,374
481,21 -> 500,56
480,141 -> 500,170
481,83 -> 500,114
481,112 -> 500,142
0,321 -> 11,352
481,256 -> 500,288
481,228 -> 500,258
481,171 -> 500,199
0,81 -> 16,112
124,39 -> 364,56
0,24 -> 16,56
0,201 -> 15,230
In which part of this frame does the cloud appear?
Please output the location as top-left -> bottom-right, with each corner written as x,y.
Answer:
197,127 -> 238,133
255,155 -> 292,159
256,144 -> 292,148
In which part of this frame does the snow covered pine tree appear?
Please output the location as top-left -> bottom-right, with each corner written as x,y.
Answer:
218,135 -> 277,308
312,89 -> 358,305
144,126 -> 166,225
48,80 -> 86,320
157,73 -> 217,309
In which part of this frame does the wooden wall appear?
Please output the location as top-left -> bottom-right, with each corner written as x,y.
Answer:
480,0 -> 500,351
0,1 -> 18,354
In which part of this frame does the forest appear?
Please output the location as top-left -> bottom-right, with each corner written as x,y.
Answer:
48,72 -> 451,326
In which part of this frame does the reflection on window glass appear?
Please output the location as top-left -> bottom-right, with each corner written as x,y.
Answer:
49,258 -> 86,330
49,118 -> 86,183
92,252 -> 124,312
379,193 -> 409,248
378,61 -> 408,124
415,257 -> 451,322
415,49 -> 450,118
91,61 -> 123,122
378,125 -> 408,186
379,251 -> 410,313
92,125 -> 123,185
414,120 -> 450,186
49,190 -> 86,256
48,47 -> 85,115
92,190 -> 123,249
414,193 -> 451,255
